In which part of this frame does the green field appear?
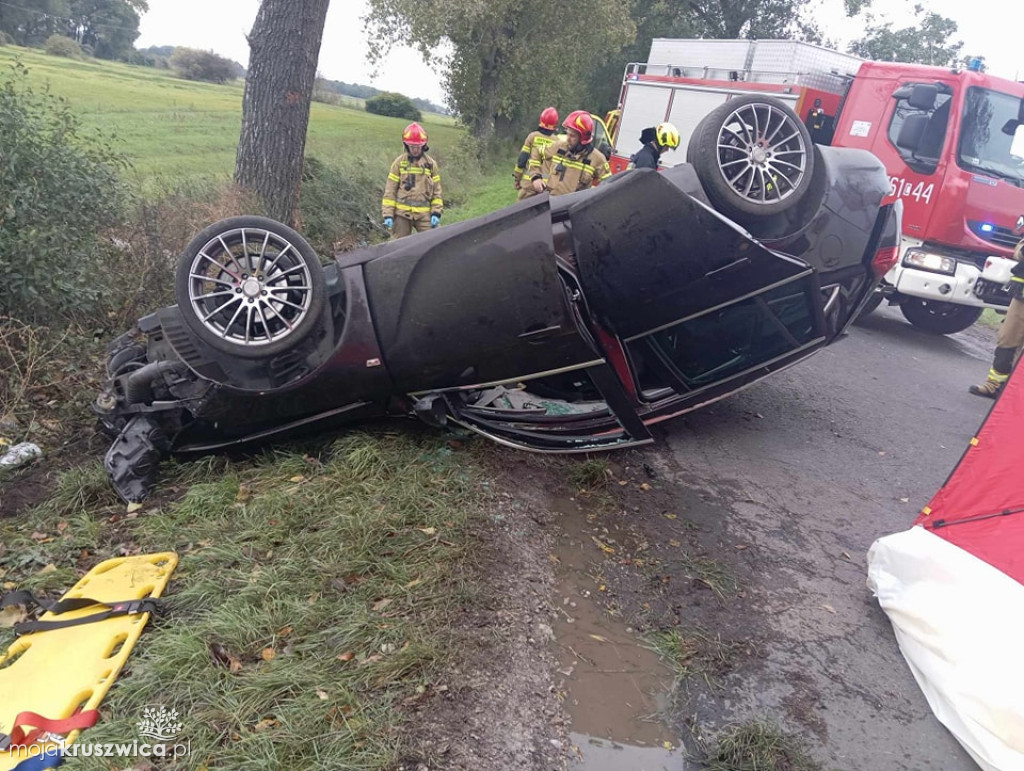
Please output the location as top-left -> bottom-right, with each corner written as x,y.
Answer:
0,45 -> 469,184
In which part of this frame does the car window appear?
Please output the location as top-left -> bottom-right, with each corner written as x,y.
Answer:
887,83 -> 952,175
630,276 -> 820,391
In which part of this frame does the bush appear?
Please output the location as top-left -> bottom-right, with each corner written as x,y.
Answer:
299,156 -> 382,254
0,62 -> 127,321
365,92 -> 422,121
169,47 -> 236,84
44,34 -> 83,59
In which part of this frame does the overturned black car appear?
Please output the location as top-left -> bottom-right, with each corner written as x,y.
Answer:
95,98 -> 901,501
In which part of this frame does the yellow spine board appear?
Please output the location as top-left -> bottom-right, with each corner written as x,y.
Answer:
0,552 -> 178,770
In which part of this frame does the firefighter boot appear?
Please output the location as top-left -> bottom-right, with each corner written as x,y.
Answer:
968,369 -> 1008,398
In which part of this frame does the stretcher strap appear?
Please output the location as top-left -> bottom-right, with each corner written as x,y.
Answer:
0,591 -> 161,635
0,709 -> 99,750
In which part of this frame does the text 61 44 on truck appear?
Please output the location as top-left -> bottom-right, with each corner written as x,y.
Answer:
606,38 -> 1024,334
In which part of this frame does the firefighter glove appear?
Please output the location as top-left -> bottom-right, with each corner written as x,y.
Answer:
1008,276 -> 1024,301
430,214 -> 440,228
384,217 -> 393,231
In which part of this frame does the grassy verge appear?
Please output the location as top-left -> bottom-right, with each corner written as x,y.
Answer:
1,432 -> 485,769
645,628 -> 750,690
979,308 -> 1004,329
698,719 -> 823,771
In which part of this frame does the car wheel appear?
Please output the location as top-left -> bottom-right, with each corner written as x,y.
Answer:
174,216 -> 326,359
687,95 -> 815,221
899,299 -> 983,335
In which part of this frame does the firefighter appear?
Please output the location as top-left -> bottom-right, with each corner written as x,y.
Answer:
381,122 -> 443,239
628,122 -> 680,170
529,110 -> 611,197
514,107 -> 560,200
969,229 -> 1024,397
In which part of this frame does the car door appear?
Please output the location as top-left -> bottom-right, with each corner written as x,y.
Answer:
566,166 -> 828,403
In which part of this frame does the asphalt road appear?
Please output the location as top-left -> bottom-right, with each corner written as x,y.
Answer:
647,305 -> 998,770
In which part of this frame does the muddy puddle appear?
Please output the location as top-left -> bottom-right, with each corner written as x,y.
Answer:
548,495 -> 692,770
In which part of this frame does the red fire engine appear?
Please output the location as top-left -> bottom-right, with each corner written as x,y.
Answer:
609,39 -> 1024,334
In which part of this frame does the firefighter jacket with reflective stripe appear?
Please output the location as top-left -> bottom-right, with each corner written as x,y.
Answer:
382,153 -> 443,221
1012,237 -> 1024,278
514,129 -> 557,188
529,138 -> 611,196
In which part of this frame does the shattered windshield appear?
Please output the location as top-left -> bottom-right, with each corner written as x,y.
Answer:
958,87 -> 1024,187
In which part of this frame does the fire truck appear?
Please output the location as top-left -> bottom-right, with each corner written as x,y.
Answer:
608,39 -> 1024,334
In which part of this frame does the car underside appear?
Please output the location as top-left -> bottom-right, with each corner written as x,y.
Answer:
93,97 -> 901,501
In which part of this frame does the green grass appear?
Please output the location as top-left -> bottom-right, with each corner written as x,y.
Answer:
700,720 -> 823,771
0,45 -> 466,183
645,628 -> 748,689
0,433 -> 487,769
980,308 -> 1004,329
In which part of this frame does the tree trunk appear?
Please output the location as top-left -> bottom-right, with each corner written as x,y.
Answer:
235,0 -> 330,226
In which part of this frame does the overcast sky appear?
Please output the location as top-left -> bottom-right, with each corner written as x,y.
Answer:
135,0 -> 1020,108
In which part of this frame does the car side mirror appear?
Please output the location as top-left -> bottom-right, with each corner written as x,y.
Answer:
1016,214 -> 1024,235
908,84 -> 938,111
1002,119 -> 1020,136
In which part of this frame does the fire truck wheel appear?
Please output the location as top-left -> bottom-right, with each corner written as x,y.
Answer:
899,299 -> 983,335
687,94 -> 815,221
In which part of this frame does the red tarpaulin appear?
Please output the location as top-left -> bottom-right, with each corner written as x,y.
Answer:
914,363 -> 1024,586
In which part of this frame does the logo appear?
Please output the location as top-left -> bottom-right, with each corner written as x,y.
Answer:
136,706 -> 183,742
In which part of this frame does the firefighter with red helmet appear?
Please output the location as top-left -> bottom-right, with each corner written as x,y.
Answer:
381,122 -> 443,239
529,110 -> 611,196
514,107 -> 559,200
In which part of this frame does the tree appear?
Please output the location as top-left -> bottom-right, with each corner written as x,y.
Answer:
170,48 -> 237,83
365,91 -> 421,120
0,0 -> 146,59
235,0 -> 331,226
849,4 -> 963,67
364,0 -> 634,144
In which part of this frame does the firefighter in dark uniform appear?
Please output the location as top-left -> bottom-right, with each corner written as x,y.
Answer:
514,107 -> 559,200
381,122 -> 443,239
970,224 -> 1024,397
528,111 -> 611,196
628,122 -> 680,169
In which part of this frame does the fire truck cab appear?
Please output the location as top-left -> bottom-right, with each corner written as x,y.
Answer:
611,39 -> 1024,334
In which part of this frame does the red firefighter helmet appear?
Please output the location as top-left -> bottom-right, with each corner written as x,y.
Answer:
562,110 -> 594,145
539,107 -> 559,130
402,122 -> 428,147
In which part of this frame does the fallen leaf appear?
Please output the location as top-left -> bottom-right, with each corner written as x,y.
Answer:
878,451 -> 886,456
3,581 -> 18,590
316,689 -> 329,700
289,475 -> 306,483
29,531 -> 48,541
372,598 -> 393,612
358,654 -> 383,666
598,584 -> 606,592
663,741 -> 674,750
841,551 -> 852,561
669,539 -> 681,548
253,718 -> 279,732
418,527 -> 437,536
899,497 -> 909,503
822,604 -> 836,614
260,647 -> 276,662
618,480 -> 629,486
277,625 -> 293,637
38,563 -> 57,575
663,513 -> 678,520
126,502 -> 143,514
735,544 -> 749,550
56,521 -> 68,534
588,634 -> 609,643
591,536 -> 615,555
639,483 -> 652,491
404,578 -> 422,589
337,652 -> 355,662
236,484 -> 252,503
0,604 -> 28,627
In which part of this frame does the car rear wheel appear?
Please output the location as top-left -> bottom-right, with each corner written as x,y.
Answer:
174,216 -> 326,359
854,290 -> 885,322
899,299 -> 982,335
687,95 -> 815,221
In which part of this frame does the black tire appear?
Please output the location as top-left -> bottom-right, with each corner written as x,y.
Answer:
899,299 -> 983,335
174,215 -> 326,359
687,95 -> 815,221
